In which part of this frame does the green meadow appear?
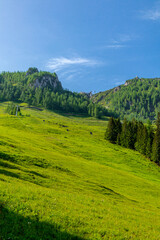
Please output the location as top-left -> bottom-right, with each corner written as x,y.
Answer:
1,103 -> 160,239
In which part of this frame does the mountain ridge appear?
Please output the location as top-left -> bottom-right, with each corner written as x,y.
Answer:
0,68 -> 110,118
92,76 -> 160,121
1,68 -> 160,121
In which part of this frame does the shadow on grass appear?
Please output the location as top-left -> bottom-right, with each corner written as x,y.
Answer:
0,160 -> 20,170
0,152 -> 16,163
48,109 -> 90,119
0,205 -> 85,240
0,169 -> 19,179
0,167 -> 50,190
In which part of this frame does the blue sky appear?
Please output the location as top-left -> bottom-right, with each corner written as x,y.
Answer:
1,0 -> 160,92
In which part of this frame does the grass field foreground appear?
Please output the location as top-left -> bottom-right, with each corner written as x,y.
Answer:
0,103 -> 160,239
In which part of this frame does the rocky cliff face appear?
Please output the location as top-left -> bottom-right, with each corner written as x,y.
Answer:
26,68 -> 62,91
33,74 -> 61,89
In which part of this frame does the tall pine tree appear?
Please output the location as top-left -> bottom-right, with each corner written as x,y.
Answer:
152,113 -> 160,164
146,122 -> 154,159
105,117 -> 120,143
120,118 -> 128,147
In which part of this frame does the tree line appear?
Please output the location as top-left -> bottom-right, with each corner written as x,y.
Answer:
95,77 -> 160,121
105,114 -> 160,164
0,68 -> 115,118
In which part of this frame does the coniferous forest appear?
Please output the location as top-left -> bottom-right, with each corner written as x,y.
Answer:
93,77 -> 160,121
0,68 -> 113,118
105,114 -> 160,164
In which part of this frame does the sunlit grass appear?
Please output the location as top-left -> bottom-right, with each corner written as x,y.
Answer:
0,102 -> 160,239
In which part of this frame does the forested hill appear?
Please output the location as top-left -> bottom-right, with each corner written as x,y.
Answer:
92,77 -> 160,121
0,67 -> 111,118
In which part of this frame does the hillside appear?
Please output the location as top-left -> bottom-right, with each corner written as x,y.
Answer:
0,68 -> 109,118
93,77 -> 160,121
1,103 -> 160,239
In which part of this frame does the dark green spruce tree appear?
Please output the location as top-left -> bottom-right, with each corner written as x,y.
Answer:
115,118 -> 122,145
125,121 -> 135,149
141,125 -> 148,155
120,118 -> 128,147
135,122 -> 146,154
115,118 -> 122,136
130,118 -> 138,148
105,117 -> 116,143
146,121 -> 154,159
105,117 -> 121,143
152,113 -> 160,164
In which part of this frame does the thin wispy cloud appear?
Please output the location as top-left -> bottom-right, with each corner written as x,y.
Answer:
46,56 -> 102,85
46,57 -> 100,72
58,69 -> 78,78
141,2 -> 160,21
106,44 -> 125,49
142,9 -> 160,20
103,34 -> 132,49
58,69 -> 82,83
118,34 -> 132,42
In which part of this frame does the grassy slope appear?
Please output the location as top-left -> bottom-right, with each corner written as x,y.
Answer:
1,103 -> 160,239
